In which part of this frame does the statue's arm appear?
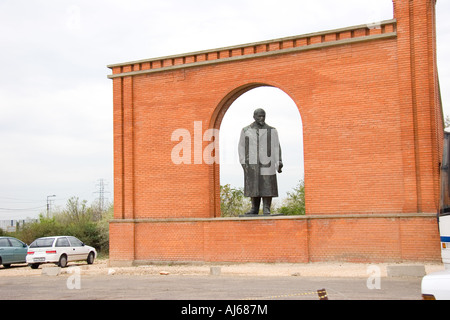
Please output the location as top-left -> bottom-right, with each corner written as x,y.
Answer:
238,128 -> 246,167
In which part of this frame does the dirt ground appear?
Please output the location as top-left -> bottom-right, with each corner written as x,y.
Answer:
0,258 -> 445,278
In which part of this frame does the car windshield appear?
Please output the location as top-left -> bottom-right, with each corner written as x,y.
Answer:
29,238 -> 55,248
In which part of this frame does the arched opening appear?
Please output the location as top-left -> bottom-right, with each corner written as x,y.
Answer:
214,85 -> 304,217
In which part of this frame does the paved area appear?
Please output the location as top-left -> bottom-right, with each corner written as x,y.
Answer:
0,274 -> 423,300
0,259 -> 439,301
0,258 -> 443,278
0,261 -> 436,318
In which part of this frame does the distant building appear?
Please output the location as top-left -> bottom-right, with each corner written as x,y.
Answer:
0,219 -> 38,232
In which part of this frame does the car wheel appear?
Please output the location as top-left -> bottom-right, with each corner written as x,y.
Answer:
3,263 -> 11,268
87,252 -> 95,265
58,254 -> 68,268
30,263 -> 40,269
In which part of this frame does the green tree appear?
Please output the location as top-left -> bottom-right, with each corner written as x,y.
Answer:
12,198 -> 113,254
277,179 -> 306,215
56,197 -> 93,224
220,184 -> 251,217
95,203 -> 113,254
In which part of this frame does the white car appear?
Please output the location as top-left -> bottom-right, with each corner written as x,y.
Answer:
26,236 -> 97,269
421,269 -> 450,300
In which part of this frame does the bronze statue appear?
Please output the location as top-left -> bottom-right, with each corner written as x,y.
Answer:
238,108 -> 283,215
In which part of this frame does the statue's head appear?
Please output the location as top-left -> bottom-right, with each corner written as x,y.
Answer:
253,108 -> 266,126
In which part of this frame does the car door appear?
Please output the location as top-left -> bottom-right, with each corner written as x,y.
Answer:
8,238 -> 27,263
55,237 -> 71,260
0,238 -> 12,264
67,237 -> 89,261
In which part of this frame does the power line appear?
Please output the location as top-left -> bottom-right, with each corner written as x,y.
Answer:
0,205 -> 46,211
0,195 -> 46,204
0,195 -> 43,201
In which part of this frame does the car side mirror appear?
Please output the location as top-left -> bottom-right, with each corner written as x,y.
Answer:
23,243 -> 27,248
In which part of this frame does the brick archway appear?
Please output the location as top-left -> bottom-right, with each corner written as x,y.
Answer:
107,0 -> 443,265
210,83 -> 303,217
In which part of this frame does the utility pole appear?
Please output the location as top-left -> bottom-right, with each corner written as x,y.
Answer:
47,195 -> 56,216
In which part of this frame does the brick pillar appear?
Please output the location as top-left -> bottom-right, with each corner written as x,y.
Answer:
109,222 -> 135,266
393,0 -> 442,213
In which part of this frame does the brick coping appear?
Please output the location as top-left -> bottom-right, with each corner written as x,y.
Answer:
110,212 -> 436,223
107,19 -> 397,79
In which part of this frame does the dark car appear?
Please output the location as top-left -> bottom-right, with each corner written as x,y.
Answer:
0,236 -> 28,268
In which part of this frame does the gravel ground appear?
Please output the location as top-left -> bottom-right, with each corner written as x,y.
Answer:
0,258 -> 445,278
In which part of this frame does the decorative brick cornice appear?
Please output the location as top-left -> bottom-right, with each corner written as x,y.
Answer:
110,212 -> 435,223
107,19 -> 396,79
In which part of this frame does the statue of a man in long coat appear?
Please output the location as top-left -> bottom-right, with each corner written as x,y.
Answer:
238,108 -> 283,215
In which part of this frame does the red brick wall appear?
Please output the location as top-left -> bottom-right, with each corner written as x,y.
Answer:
109,222 -> 135,261
129,218 -> 310,262
308,215 -> 441,262
109,215 -> 441,263
108,0 -> 444,264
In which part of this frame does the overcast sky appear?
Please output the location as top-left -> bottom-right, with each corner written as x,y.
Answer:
0,0 -> 449,219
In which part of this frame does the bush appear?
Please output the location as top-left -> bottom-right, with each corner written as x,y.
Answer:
276,180 -> 305,215
220,180 -> 306,216
11,197 -> 113,254
220,184 -> 251,217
